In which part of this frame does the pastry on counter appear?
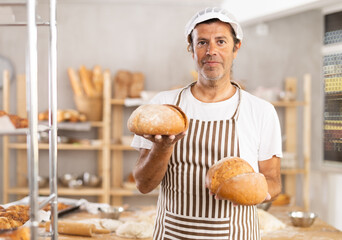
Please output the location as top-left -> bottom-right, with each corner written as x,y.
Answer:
0,110 -> 28,128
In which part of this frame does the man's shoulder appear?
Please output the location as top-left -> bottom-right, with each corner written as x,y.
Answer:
150,87 -> 184,104
241,90 -> 274,108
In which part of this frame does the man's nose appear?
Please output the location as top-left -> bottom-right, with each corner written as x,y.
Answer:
206,42 -> 217,55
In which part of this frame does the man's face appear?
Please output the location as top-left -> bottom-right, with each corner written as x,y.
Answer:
191,21 -> 241,82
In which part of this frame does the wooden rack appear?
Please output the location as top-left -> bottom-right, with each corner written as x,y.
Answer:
271,75 -> 311,210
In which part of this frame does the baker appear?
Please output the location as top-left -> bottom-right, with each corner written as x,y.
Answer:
131,7 -> 282,239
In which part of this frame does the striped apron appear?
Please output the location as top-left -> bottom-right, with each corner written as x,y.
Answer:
153,82 -> 260,240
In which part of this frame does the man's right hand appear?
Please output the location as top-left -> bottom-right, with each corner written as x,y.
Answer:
141,131 -> 187,149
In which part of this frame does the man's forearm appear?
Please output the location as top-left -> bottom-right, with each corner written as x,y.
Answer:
265,176 -> 281,201
133,145 -> 174,194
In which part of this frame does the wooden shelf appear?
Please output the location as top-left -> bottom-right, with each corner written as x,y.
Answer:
110,99 -> 125,105
271,101 -> 306,107
281,168 -> 306,174
91,121 -> 104,127
110,144 -> 135,151
7,187 -> 105,196
8,143 -> 103,150
273,76 -> 311,210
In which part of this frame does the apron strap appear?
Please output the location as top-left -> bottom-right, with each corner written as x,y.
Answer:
174,82 -> 196,106
175,81 -> 242,121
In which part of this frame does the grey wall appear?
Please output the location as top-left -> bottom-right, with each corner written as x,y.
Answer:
1,0 -> 341,230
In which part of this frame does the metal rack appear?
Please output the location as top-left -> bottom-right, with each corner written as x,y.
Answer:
0,0 -> 58,239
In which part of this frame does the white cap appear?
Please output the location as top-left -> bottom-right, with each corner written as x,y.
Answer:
185,7 -> 243,42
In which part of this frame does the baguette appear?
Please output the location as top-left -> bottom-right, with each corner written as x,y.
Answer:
67,67 -> 83,96
127,104 -> 188,135
79,65 -> 96,97
206,157 -> 268,205
92,65 -> 103,95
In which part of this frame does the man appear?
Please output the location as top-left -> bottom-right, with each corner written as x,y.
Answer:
131,7 -> 282,240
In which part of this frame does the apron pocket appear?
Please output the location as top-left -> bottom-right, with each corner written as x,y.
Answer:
164,210 -> 230,240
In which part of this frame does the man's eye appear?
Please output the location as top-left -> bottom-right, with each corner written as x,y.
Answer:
218,40 -> 226,45
197,41 -> 206,46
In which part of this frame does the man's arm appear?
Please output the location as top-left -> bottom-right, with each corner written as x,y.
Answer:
258,155 -> 282,201
133,133 -> 186,194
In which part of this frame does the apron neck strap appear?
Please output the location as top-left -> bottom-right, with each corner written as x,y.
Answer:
175,81 -> 242,119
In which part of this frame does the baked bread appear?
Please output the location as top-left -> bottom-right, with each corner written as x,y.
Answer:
0,227 -> 30,240
127,104 -> 188,135
0,111 -> 28,128
206,157 -> 268,205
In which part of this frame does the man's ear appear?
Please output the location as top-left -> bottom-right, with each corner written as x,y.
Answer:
234,42 -> 241,52
233,42 -> 241,58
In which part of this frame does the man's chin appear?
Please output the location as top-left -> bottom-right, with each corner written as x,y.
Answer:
200,70 -> 223,81
202,74 -> 221,81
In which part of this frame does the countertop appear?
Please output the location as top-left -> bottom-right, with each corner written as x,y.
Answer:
54,205 -> 342,240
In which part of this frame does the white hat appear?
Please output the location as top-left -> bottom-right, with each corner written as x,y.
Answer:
185,7 -> 243,42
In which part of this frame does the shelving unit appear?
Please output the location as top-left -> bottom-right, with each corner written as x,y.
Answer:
271,75 -> 311,210
2,71 -> 112,204
109,97 -> 159,206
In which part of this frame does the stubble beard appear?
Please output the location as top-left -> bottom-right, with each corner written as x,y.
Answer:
199,66 -> 229,83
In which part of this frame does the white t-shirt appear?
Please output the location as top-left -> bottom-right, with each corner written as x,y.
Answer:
131,86 -> 282,172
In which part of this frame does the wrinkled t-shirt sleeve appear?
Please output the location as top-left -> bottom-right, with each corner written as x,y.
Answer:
258,104 -> 283,161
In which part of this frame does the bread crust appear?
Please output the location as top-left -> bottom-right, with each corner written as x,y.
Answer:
206,157 -> 254,194
217,172 -> 268,205
206,157 -> 268,205
127,104 -> 188,135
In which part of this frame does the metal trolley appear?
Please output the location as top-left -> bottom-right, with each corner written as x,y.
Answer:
0,0 -> 58,239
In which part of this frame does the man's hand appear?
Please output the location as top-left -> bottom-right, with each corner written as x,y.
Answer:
141,131 -> 187,149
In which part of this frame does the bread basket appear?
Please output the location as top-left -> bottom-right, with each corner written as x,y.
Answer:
74,95 -> 103,121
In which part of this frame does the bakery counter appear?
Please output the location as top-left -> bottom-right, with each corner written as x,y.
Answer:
49,206 -> 155,240
262,206 -> 342,240
54,206 -> 342,240
51,205 -> 342,240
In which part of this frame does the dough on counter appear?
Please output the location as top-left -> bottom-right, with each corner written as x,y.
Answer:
77,218 -> 122,232
257,209 -> 286,233
116,221 -> 153,239
100,219 -> 122,232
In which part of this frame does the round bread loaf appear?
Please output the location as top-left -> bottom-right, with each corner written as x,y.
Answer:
206,157 -> 268,205
127,104 -> 188,135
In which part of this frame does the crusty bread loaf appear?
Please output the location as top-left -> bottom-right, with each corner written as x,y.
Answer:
217,172 -> 268,205
0,227 -> 30,240
128,72 -> 144,98
206,157 -> 254,194
67,67 -> 83,96
127,104 -> 188,135
92,65 -> 103,95
206,157 -> 268,205
79,65 -> 96,97
114,70 -> 132,99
